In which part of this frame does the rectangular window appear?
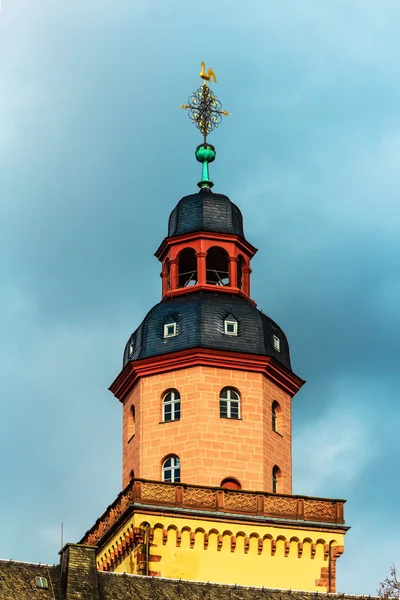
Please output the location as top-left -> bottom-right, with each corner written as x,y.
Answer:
273,335 -> 280,352
164,404 -> 172,421
230,404 -> 239,419
164,322 -> 177,338
220,399 -> 240,419
220,400 -> 228,418
224,320 -> 238,335
35,578 -> 49,589
272,412 -> 277,431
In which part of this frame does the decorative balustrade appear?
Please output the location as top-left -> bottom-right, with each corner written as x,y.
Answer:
81,478 -> 345,547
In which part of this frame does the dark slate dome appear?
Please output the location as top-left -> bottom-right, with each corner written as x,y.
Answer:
124,292 -> 291,371
168,189 -> 245,239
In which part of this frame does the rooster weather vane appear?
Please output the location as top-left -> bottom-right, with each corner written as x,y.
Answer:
180,62 -> 229,189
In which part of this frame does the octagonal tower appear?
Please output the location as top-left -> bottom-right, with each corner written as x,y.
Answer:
111,183 -> 303,493
82,66 -> 347,593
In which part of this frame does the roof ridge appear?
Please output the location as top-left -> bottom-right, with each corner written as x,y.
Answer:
0,559 -> 55,567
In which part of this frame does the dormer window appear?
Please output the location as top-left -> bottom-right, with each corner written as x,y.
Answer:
224,316 -> 238,336
128,340 -> 134,358
273,335 -> 280,352
35,577 -> 49,589
164,322 -> 177,338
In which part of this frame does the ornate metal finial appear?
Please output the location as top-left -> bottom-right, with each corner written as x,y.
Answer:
180,62 -> 229,189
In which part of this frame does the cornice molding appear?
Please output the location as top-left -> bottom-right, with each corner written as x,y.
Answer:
110,348 -> 305,402
155,231 -> 257,261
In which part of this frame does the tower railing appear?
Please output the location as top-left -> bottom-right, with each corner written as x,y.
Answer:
81,478 -> 346,547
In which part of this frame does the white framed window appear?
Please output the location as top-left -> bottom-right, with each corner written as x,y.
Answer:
164,322 -> 177,338
224,319 -> 238,336
162,455 -> 180,482
128,341 -> 134,358
162,390 -> 181,422
35,577 -> 49,589
273,335 -> 281,352
220,388 -> 240,419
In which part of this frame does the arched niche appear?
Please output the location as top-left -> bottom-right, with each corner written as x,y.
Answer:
206,246 -> 230,286
178,248 -> 198,288
220,477 -> 242,490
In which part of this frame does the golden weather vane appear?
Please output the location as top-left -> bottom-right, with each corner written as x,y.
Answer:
180,62 -> 229,146
200,61 -> 217,84
180,62 -> 229,189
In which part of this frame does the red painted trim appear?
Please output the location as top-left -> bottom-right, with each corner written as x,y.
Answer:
109,348 -> 305,402
161,285 -> 257,305
155,231 -> 257,261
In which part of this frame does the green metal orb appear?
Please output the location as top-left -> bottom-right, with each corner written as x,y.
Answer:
195,144 -> 216,164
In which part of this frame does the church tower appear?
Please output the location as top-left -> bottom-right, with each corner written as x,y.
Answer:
81,66 -> 347,592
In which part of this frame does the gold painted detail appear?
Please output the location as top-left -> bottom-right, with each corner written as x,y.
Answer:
80,479 -> 346,548
180,63 -> 229,144
200,61 -> 217,83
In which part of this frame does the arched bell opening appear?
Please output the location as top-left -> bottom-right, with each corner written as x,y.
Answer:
164,258 -> 171,290
178,248 -> 198,288
237,255 -> 245,290
206,247 -> 230,286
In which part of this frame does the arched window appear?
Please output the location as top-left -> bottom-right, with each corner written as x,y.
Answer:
272,465 -> 280,493
162,390 -> 181,422
129,470 -> 135,480
272,401 -> 280,432
162,455 -> 180,482
220,477 -> 242,490
206,247 -> 230,286
128,405 -> 136,438
220,388 -> 240,419
178,248 -> 198,288
237,255 -> 245,290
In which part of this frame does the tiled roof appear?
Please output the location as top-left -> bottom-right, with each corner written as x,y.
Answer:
0,558 -> 377,600
0,560 -> 60,600
124,291 -> 292,370
168,189 -> 245,239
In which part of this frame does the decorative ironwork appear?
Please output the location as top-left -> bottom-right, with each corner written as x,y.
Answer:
180,63 -> 229,189
180,83 -> 229,145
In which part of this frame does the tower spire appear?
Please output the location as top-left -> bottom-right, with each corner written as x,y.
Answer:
180,62 -> 229,189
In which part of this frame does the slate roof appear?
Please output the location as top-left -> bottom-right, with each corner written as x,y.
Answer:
168,189 -> 245,239
0,559 -> 376,600
0,561 -> 60,600
123,291 -> 291,370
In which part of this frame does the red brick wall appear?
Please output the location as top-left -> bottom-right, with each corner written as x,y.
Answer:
122,366 -> 292,493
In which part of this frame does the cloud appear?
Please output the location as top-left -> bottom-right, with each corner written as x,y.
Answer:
0,1 -> 399,593
293,390 -> 377,498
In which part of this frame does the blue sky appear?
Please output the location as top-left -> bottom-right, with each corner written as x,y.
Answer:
1,0 -> 399,594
